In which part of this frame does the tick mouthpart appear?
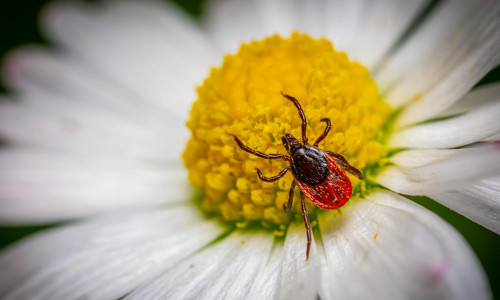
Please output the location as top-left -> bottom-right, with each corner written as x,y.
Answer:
289,143 -> 302,156
284,134 -> 302,155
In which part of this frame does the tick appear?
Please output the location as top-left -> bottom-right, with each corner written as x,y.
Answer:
232,92 -> 364,260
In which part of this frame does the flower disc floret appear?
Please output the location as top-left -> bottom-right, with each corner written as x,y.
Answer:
183,33 -> 391,230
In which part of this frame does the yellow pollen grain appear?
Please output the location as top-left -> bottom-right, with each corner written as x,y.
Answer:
183,33 -> 391,230
412,93 -> 422,102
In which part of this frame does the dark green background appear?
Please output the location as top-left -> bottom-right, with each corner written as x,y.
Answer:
0,0 -> 499,298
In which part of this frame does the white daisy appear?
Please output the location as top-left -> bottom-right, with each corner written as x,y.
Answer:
0,0 -> 499,299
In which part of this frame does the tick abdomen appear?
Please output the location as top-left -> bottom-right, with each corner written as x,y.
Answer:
291,146 -> 329,186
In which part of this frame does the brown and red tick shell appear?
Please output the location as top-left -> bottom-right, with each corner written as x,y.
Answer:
294,152 -> 352,210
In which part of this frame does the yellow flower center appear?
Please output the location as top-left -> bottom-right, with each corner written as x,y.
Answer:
183,33 -> 392,232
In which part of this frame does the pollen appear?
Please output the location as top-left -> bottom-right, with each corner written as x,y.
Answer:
183,33 -> 391,230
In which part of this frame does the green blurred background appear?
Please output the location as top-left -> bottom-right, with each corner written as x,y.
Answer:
0,0 -> 498,298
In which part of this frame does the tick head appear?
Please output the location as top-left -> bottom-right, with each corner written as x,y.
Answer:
284,134 -> 302,155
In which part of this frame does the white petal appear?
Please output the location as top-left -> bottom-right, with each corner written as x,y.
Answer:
204,0 -> 425,68
126,232 -> 274,300
342,0 -> 426,67
377,0 -> 500,111
275,221 -> 320,300
396,35 -> 500,127
376,144 -> 500,195
0,149 -> 191,224
429,176 -> 500,234
319,191 -> 490,300
246,243 -> 283,299
203,0 -> 301,57
0,100 -> 186,161
388,148 -> 456,169
3,47 -> 184,133
0,205 -> 224,300
486,132 -> 500,142
389,101 -> 500,149
41,0 -> 214,120
436,82 -> 500,118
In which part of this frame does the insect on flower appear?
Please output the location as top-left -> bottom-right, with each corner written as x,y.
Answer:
232,92 -> 364,260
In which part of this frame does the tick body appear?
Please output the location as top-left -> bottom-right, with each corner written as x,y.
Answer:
232,92 -> 364,260
290,146 -> 329,186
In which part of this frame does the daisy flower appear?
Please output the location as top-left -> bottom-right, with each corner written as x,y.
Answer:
1,0 -> 499,299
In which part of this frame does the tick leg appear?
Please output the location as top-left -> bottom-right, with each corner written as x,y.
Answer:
325,151 -> 349,165
314,118 -> 331,147
326,151 -> 363,179
255,167 -> 290,182
300,192 -> 312,261
283,180 -> 296,212
281,92 -> 308,145
282,136 -> 290,153
232,135 -> 291,161
335,159 -> 364,179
